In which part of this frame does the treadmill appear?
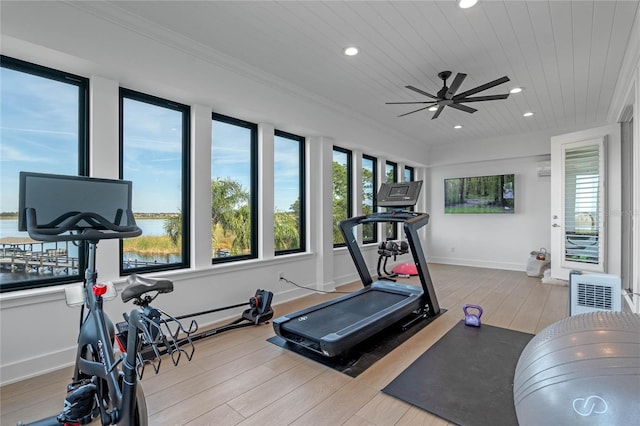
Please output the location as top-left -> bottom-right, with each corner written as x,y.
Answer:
273,180 -> 442,357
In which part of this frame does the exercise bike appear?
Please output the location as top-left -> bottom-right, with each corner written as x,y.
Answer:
17,172 -> 197,426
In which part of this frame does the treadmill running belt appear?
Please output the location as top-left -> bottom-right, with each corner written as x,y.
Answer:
281,290 -> 406,340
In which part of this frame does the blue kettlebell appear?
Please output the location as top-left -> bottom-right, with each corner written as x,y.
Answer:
463,304 -> 483,327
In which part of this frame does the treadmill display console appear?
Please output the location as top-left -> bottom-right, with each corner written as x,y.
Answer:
377,180 -> 423,208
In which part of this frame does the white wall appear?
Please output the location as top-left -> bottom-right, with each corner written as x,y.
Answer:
426,155 -> 551,270
608,4 -> 640,313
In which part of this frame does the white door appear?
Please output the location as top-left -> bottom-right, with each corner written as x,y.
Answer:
550,125 -> 620,281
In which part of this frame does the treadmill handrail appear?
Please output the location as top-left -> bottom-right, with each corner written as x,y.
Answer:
358,210 -> 422,223
338,211 -> 440,315
404,214 -> 440,314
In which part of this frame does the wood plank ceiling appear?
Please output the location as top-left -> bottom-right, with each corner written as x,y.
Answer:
79,1 -> 638,147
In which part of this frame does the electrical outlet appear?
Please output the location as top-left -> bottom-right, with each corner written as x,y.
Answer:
278,271 -> 285,280
451,247 -> 456,253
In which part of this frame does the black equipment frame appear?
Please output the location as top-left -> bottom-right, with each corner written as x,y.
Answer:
17,172 -> 196,426
273,207 -> 442,357
173,289 -> 273,343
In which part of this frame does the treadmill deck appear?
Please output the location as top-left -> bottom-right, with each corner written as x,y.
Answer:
274,281 -> 424,357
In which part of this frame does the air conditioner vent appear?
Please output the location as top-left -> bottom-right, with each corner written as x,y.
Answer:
570,272 -> 621,315
577,282 -> 612,310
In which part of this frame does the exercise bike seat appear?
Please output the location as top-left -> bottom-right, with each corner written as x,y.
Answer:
121,274 -> 174,303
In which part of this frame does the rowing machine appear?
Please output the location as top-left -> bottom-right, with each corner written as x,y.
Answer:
118,289 -> 274,358
176,289 -> 274,342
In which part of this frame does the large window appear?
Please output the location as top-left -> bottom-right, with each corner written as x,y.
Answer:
0,56 -> 89,292
362,155 -> 377,244
211,113 -> 258,262
332,147 -> 352,246
404,165 -> 415,212
385,161 -> 398,240
120,89 -> 190,273
274,130 -> 305,254
404,166 -> 414,183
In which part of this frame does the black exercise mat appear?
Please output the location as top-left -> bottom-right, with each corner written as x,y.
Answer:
382,321 -> 533,426
267,309 -> 444,378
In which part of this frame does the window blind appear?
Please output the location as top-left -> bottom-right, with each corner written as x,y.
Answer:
564,144 -> 601,264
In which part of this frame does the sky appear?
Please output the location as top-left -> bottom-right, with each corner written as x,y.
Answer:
1,67 -> 80,213
1,65 -> 301,220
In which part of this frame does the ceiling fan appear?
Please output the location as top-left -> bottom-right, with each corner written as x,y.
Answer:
386,71 -> 510,119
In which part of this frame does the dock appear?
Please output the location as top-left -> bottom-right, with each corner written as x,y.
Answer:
0,237 -> 78,275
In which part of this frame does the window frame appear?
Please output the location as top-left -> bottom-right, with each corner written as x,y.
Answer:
0,55 -> 89,292
561,139 -> 606,271
332,146 -> 352,247
385,161 -> 398,241
404,166 -> 415,212
404,166 -> 415,182
274,129 -> 306,256
118,87 -> 191,275
362,154 -> 378,244
211,112 -> 259,263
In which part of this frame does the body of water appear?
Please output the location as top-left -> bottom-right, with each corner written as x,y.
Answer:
1,218 -> 180,282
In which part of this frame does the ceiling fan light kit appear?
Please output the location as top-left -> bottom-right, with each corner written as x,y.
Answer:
386,70 -> 511,120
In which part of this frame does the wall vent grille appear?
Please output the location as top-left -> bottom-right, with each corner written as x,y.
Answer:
570,272 -> 621,315
577,282 -> 612,310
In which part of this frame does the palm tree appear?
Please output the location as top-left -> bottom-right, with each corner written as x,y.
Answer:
211,177 -> 250,255
332,161 -> 348,244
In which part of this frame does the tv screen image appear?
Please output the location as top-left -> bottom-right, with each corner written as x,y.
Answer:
444,174 -> 514,214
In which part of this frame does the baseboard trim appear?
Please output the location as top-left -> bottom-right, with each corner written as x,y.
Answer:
428,257 -> 525,272
1,347 -> 76,386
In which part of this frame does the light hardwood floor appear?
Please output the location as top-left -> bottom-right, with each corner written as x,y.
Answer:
1,264 -> 568,425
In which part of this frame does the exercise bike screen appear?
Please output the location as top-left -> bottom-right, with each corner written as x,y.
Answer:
18,172 -> 134,231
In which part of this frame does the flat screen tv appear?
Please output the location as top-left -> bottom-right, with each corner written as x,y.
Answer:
444,174 -> 514,214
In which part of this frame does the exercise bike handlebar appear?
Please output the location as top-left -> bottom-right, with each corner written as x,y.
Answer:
25,207 -> 142,242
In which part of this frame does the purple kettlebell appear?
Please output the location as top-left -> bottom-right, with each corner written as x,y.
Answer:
463,304 -> 483,327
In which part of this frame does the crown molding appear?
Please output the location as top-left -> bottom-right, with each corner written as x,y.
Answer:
63,1 -> 424,147
608,5 -> 639,122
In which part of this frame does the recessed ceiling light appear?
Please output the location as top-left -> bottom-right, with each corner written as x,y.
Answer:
510,87 -> 523,94
344,46 -> 359,56
458,0 -> 478,9
428,106 -> 438,111
523,111 -> 534,117
454,125 -> 463,129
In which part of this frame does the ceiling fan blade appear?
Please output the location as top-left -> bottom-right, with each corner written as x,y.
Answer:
386,101 -> 436,105
445,73 -> 467,98
431,105 -> 445,119
453,76 -> 510,99
456,94 -> 510,103
405,85 -> 439,100
398,105 -> 434,117
448,103 -> 477,114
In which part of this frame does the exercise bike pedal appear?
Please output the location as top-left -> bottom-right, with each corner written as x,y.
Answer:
57,380 -> 97,425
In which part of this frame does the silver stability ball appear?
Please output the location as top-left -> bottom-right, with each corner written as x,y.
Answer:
513,311 -> 640,426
